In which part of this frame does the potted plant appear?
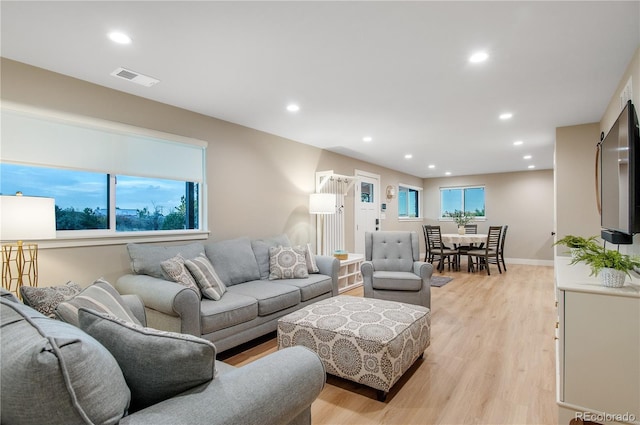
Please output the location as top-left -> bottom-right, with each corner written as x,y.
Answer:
553,235 -> 598,259
446,210 -> 474,234
557,235 -> 640,288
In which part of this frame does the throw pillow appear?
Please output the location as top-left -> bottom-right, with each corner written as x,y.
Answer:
1,299 -> 130,425
184,253 -> 227,300
269,246 -> 309,280
20,281 -> 83,318
299,243 -> 320,273
56,278 -> 143,327
78,308 -> 216,412
161,254 -> 202,298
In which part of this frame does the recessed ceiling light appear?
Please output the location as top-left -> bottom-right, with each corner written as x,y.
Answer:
363,136 -> 372,142
499,113 -> 513,120
428,164 -> 435,169
445,171 -> 452,176
513,140 -> 524,146
469,51 -> 488,63
528,165 -> 536,169
108,32 -> 132,44
286,104 -> 300,112
523,155 -> 532,160
404,154 -> 413,159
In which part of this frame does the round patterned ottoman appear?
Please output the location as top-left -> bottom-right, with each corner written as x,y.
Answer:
277,295 -> 430,401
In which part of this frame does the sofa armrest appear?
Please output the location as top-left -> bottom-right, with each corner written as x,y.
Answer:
115,274 -> 201,336
315,255 -> 340,296
120,294 -> 147,326
120,346 -> 326,425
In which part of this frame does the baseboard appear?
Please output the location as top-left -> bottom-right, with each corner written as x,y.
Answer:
419,252 -> 554,267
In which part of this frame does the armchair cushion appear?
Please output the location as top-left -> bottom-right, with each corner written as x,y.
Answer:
78,308 -> 216,412
369,232 -> 415,272
372,271 -> 423,291
1,299 -> 130,425
128,242 -> 205,279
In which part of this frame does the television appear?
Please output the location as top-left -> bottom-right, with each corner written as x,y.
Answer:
599,99 -> 640,243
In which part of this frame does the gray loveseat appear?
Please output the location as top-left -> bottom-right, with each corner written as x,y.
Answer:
116,234 -> 340,352
0,289 -> 325,425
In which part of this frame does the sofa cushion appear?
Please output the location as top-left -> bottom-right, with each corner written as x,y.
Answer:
200,292 -> 258,334
128,242 -> 204,279
227,281 -> 301,316
78,308 -> 216,412
275,274 -> 333,302
205,237 -> 261,286
251,234 -> 292,279
20,281 -> 82,318
1,299 -> 130,425
161,254 -> 201,298
269,246 -> 309,280
185,253 -> 227,300
56,278 -> 143,327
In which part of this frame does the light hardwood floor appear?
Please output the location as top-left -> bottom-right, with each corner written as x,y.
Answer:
222,263 -> 557,425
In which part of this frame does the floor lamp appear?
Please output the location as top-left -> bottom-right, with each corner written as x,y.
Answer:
309,193 -> 336,256
1,194 -> 56,297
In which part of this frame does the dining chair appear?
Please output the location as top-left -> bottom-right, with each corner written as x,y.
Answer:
464,224 -> 478,234
424,225 -> 458,272
457,224 -> 478,271
499,225 -> 508,271
466,226 -> 502,275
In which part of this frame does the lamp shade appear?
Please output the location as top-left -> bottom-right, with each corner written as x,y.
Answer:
0,195 -> 56,241
309,193 -> 336,214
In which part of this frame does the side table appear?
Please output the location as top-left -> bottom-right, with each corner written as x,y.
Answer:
337,254 -> 364,293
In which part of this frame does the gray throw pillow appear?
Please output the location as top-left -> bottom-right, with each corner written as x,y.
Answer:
20,281 -> 83,318
161,254 -> 202,298
78,308 -> 216,412
184,253 -> 227,300
269,246 -> 309,280
1,299 -> 130,425
56,278 -> 143,327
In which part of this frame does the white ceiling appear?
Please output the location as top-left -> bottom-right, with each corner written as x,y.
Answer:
2,1 -> 639,178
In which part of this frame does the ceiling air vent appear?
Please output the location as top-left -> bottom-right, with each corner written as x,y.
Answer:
110,67 -> 159,87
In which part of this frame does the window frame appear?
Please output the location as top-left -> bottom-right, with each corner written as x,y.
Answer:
398,183 -> 423,221
439,185 -> 486,221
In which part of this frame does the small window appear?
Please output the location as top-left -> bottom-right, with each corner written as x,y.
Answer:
361,182 -> 374,203
440,186 -> 486,219
398,184 -> 422,219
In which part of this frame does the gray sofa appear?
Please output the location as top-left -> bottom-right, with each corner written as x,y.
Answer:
0,288 -> 325,425
115,235 -> 340,352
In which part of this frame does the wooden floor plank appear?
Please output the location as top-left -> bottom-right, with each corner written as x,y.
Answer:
222,263 -> 556,425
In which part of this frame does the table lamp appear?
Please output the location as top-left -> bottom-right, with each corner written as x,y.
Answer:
309,193 -> 336,256
1,193 -> 56,296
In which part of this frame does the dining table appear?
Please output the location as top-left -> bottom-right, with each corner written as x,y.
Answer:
440,233 -> 488,272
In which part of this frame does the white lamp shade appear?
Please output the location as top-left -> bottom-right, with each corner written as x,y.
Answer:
309,193 -> 336,214
0,195 -> 57,241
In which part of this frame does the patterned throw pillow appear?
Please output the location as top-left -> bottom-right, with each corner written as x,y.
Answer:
161,254 -> 201,298
20,282 -> 83,318
299,243 -> 320,273
78,308 -> 216,412
56,278 -> 143,327
184,253 -> 227,300
269,246 -> 309,280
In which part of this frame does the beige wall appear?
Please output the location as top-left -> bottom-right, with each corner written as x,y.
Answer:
0,58 -> 425,285
423,170 -> 555,263
554,46 -> 640,256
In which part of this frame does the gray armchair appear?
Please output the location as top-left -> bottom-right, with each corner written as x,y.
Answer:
361,231 -> 432,309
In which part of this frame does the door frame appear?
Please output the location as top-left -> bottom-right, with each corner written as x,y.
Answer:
354,169 -> 380,254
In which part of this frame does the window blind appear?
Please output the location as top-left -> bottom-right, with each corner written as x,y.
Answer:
1,104 -> 207,183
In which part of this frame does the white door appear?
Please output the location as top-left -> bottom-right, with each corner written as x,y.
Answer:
354,170 -> 380,254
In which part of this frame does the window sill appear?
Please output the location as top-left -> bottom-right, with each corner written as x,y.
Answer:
36,230 -> 210,249
398,217 -> 424,222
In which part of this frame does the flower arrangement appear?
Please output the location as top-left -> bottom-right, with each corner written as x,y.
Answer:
445,210 -> 474,227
